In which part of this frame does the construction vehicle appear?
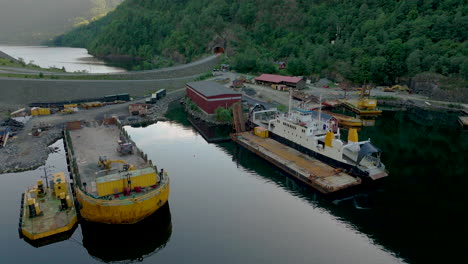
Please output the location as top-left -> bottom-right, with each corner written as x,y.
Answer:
97,156 -> 135,171
383,85 -> 410,92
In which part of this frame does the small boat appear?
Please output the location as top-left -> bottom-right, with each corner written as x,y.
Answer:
322,111 -> 362,127
19,172 -> 78,241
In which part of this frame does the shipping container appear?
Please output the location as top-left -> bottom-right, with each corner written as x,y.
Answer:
116,93 -> 130,101
155,89 -> 166,99
254,127 -> 269,138
96,169 -> 157,197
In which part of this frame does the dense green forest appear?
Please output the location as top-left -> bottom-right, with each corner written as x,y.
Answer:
54,0 -> 467,85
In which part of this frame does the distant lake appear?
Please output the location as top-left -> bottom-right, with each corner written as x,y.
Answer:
0,45 -> 125,73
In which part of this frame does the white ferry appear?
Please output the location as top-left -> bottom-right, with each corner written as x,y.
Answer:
251,108 -> 388,180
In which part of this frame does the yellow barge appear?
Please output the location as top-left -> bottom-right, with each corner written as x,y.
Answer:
20,172 -> 78,241
64,118 -> 170,224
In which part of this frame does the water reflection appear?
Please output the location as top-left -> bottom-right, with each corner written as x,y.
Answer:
81,203 -> 172,263
160,104 -> 465,263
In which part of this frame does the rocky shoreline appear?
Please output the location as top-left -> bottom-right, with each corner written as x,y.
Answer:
0,90 -> 185,174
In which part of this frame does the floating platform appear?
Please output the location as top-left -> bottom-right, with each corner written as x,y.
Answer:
20,173 -> 78,241
231,132 -> 361,193
459,116 -> 468,130
339,99 -> 382,115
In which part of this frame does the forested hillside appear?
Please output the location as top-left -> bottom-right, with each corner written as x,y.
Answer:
55,0 -> 467,86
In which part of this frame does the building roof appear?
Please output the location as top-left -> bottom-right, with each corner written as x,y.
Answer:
187,81 -> 242,97
255,74 -> 302,84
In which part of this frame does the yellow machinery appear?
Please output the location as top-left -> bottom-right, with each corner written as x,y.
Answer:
357,86 -> 377,110
81,102 -> 103,109
383,85 -> 409,92
61,108 -> 75,115
98,156 -> 135,171
53,172 -> 68,198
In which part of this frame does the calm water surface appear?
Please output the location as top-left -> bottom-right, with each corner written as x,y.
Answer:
0,106 -> 466,263
0,45 -> 125,73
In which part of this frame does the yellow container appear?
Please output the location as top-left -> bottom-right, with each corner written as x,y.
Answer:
39,108 -> 51,115
96,170 -> 157,197
31,108 -> 40,116
254,127 -> 269,138
64,104 -> 78,109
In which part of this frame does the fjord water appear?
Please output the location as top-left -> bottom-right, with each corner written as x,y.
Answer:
1,106 -> 466,263
0,45 -> 125,73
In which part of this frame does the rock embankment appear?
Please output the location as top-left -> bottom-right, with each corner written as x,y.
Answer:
0,126 -> 62,174
0,89 -> 186,174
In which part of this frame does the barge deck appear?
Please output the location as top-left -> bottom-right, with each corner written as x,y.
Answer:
20,172 -> 78,241
65,119 -> 170,224
231,132 -> 361,193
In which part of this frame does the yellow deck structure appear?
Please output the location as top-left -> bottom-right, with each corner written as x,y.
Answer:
65,119 -> 170,224
340,99 -> 382,115
20,173 -> 78,241
231,132 -> 361,193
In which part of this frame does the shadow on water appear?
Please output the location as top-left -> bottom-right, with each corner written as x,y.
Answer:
22,224 -> 79,248
167,103 -> 467,263
81,203 -> 172,263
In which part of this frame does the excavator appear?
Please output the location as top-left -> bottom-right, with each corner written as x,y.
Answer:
98,156 -> 135,171
383,85 -> 410,92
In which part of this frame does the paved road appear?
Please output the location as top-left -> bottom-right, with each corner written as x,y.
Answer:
0,54 -> 219,78
0,54 -> 220,106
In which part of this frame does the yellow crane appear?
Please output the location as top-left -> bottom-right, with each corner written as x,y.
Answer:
98,156 -> 135,171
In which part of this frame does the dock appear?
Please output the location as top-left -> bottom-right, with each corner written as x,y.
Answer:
231,132 -> 361,193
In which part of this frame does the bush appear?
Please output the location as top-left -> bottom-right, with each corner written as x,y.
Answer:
214,107 -> 233,122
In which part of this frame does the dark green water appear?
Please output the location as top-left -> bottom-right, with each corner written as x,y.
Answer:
1,106 -> 466,263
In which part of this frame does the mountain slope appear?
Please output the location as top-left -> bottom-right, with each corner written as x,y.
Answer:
0,0 -> 122,44
55,0 -> 467,84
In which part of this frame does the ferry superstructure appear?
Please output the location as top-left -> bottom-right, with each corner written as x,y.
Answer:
252,109 -> 388,180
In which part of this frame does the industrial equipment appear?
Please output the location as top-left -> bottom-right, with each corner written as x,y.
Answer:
98,156 -> 135,171
117,142 -> 134,155
357,86 -> 377,110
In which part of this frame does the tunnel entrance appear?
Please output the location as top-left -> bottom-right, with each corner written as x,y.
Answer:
213,46 -> 225,54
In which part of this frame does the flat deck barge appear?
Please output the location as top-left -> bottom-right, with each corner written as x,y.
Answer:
231,132 -> 361,193
20,172 -> 78,241
65,118 -> 170,224
339,99 -> 382,115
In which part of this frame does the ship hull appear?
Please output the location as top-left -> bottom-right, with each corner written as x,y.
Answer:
76,179 -> 170,224
269,132 -> 369,179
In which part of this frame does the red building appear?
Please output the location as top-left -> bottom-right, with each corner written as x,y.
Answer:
255,74 -> 306,89
186,81 -> 242,114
